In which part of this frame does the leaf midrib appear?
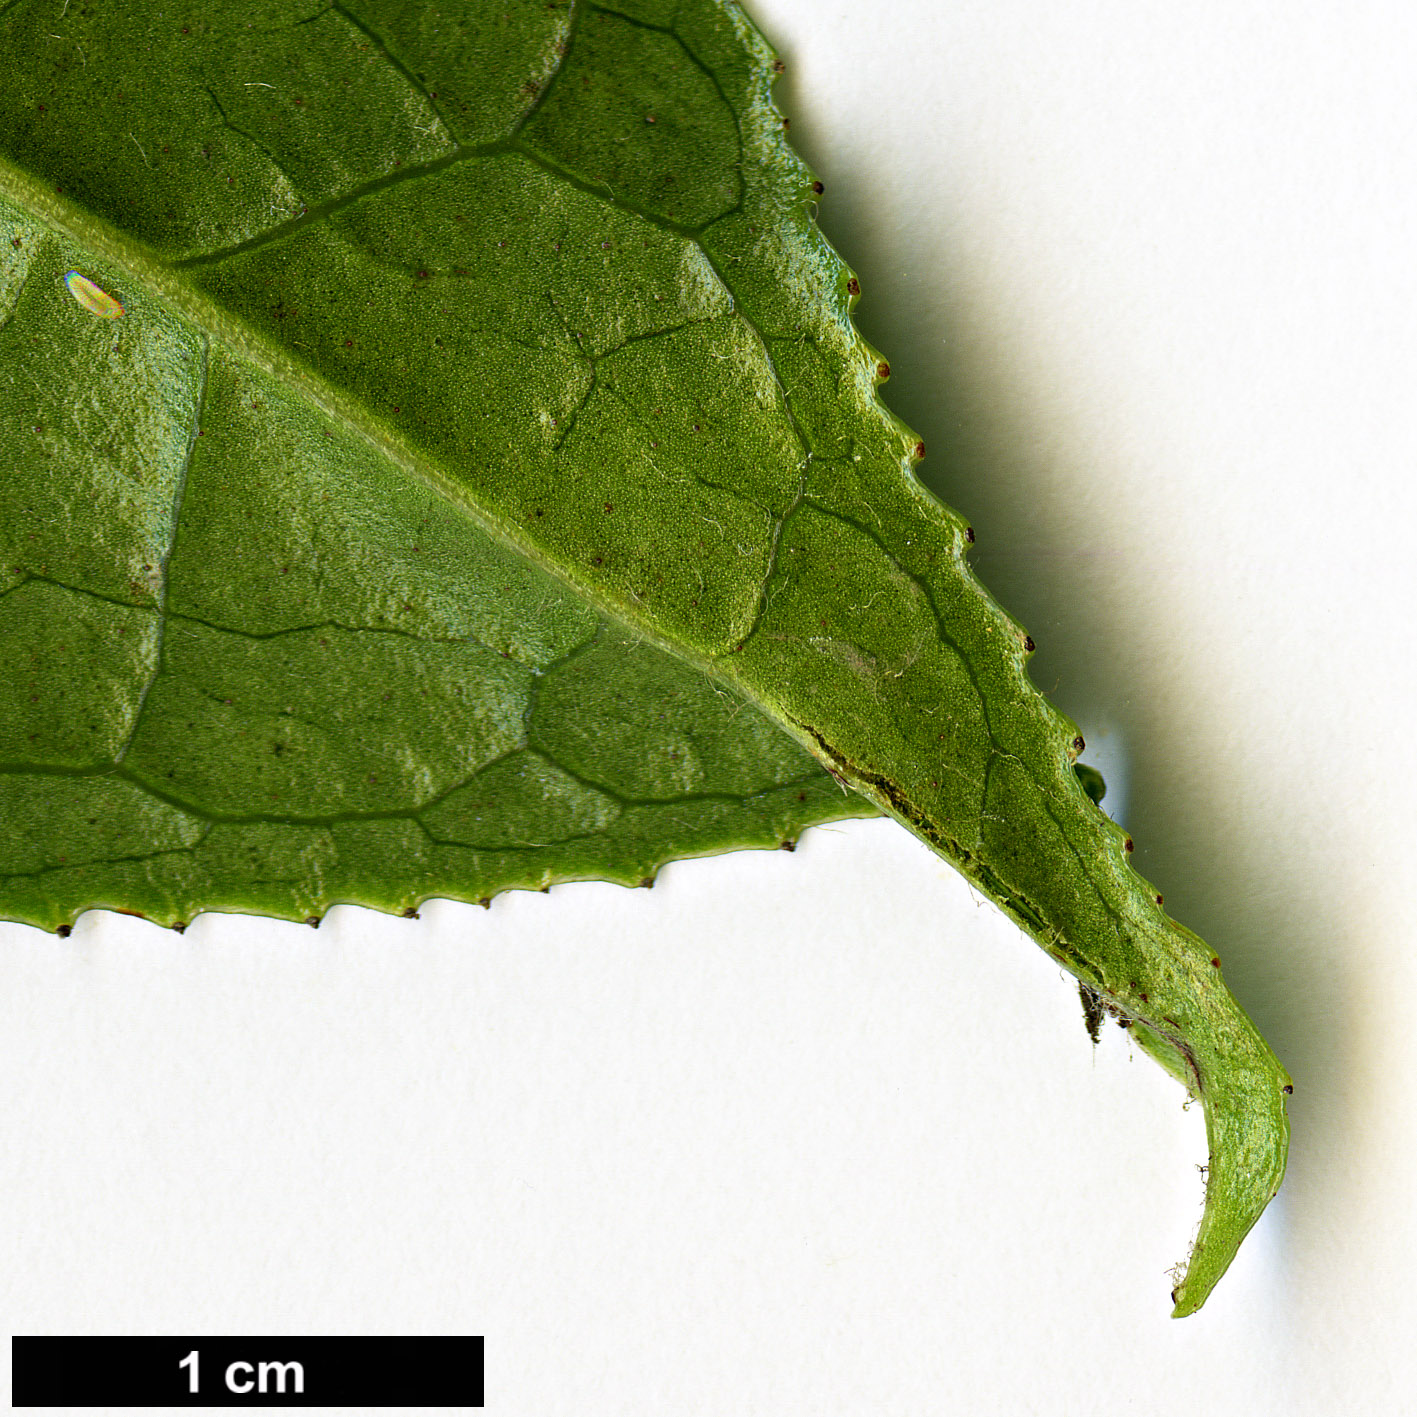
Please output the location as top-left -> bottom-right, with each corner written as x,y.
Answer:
0,150 -> 702,675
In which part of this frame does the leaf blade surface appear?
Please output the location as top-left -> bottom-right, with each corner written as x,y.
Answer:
0,0 -> 1289,1314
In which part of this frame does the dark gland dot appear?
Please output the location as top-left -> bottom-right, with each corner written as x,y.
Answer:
811,181 -> 824,194
876,361 -> 890,379
965,526 -> 975,543
1024,636 -> 1036,652
1072,735 -> 1085,752
1124,838 -> 1134,852
847,277 -> 860,296
913,441 -> 925,458
1211,958 -> 1221,967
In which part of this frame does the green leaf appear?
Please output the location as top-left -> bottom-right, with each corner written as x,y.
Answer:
0,0 -> 1288,1314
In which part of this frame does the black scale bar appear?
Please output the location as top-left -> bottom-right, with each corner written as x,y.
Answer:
11,1336 -> 483,1407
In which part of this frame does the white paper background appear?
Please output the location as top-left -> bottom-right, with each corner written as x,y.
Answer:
4,1 -> 1417,1411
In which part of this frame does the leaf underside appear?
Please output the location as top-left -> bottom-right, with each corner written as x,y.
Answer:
0,270 -> 874,926
0,0 -> 1288,1314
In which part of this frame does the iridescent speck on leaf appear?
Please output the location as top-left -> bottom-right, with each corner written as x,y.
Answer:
63,270 -> 124,319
